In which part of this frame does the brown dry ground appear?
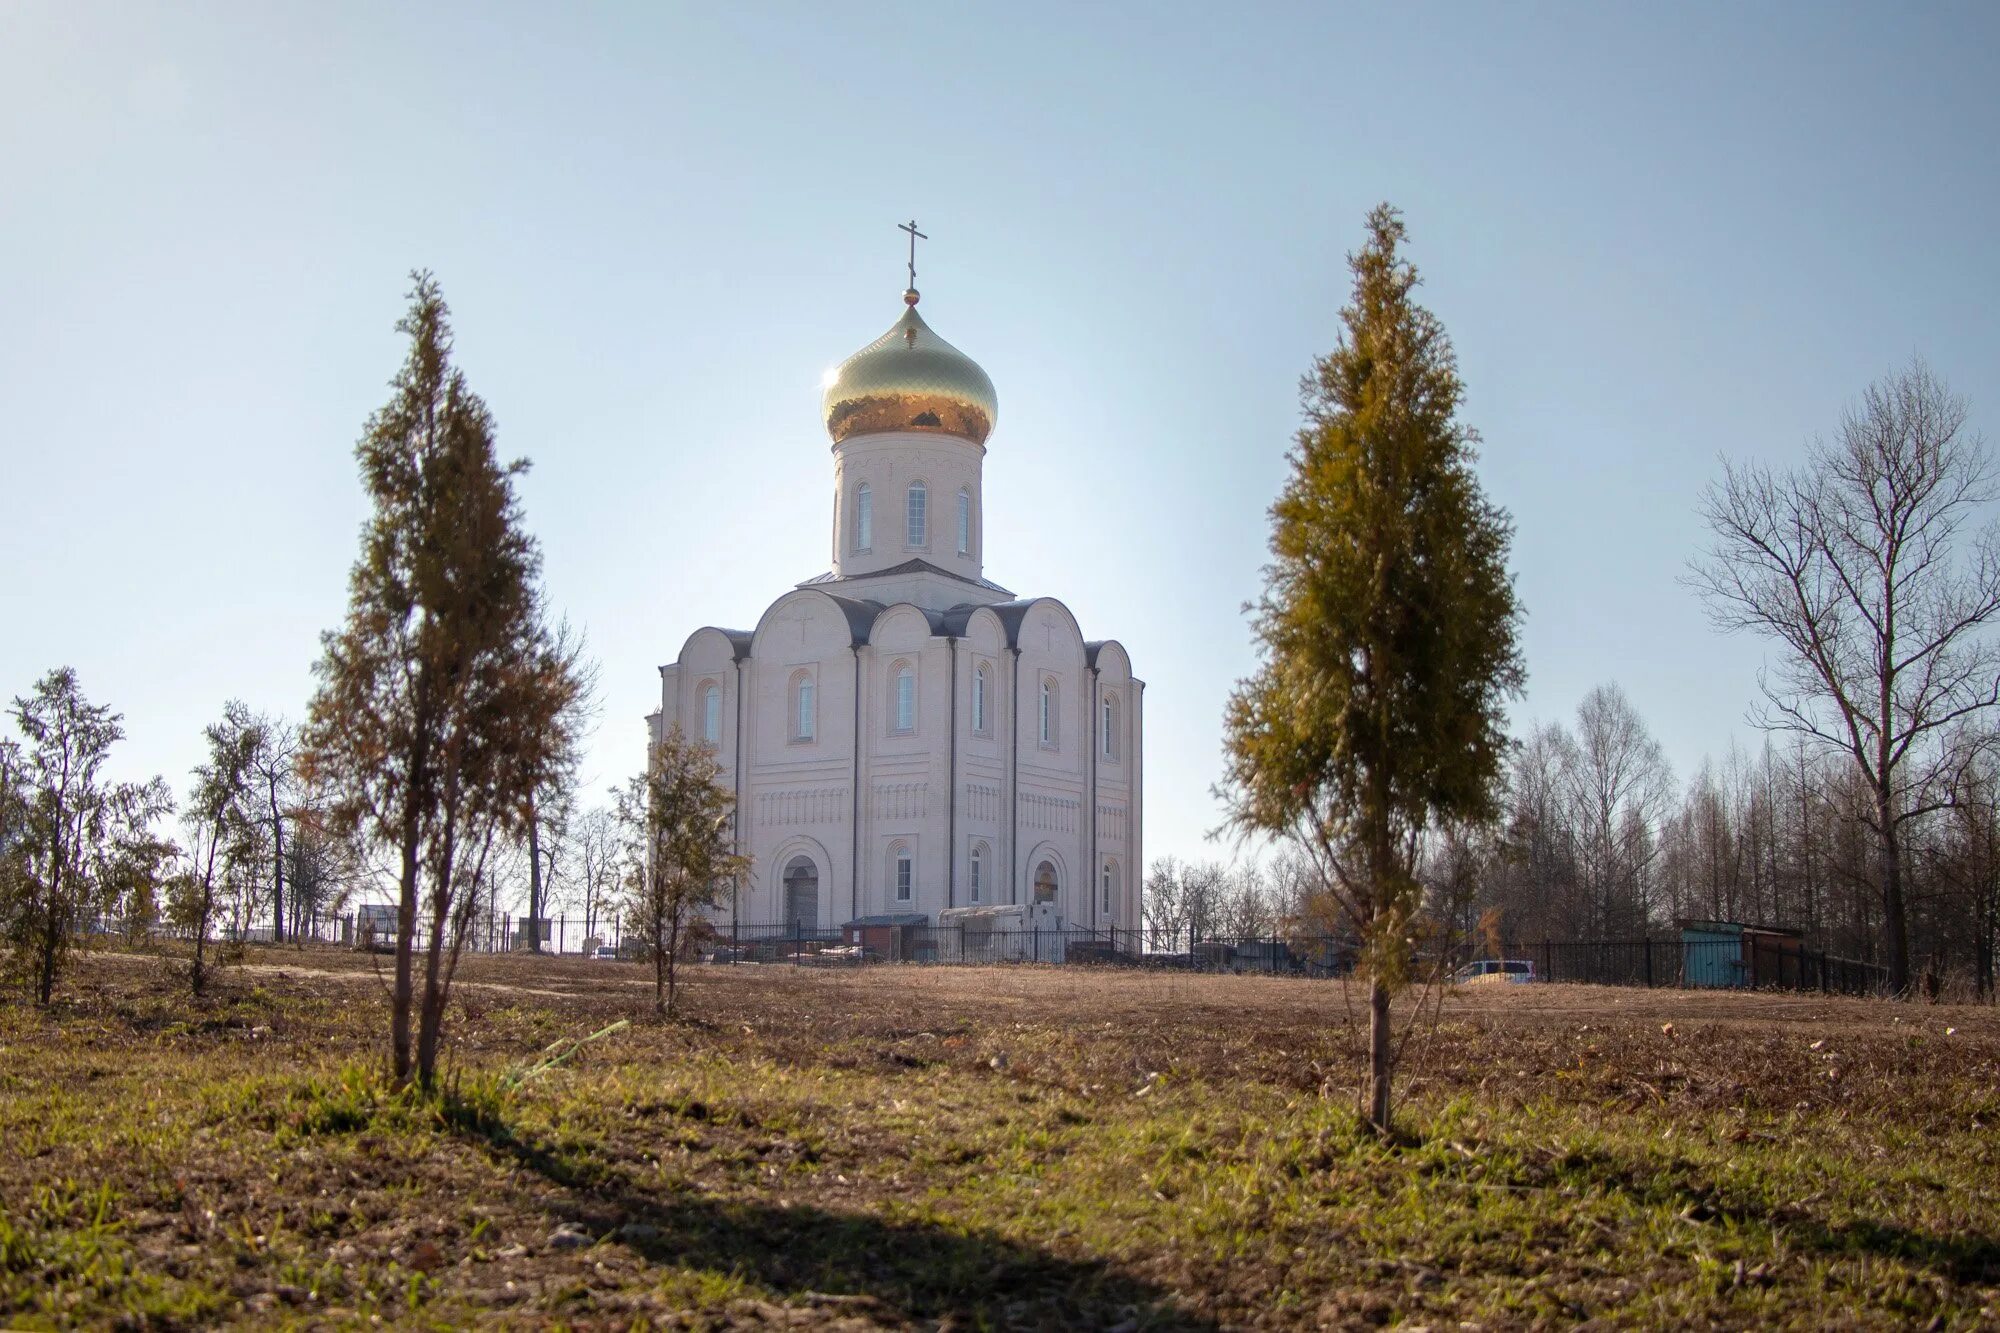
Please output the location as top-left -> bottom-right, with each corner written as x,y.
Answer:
2,947 -> 1997,1330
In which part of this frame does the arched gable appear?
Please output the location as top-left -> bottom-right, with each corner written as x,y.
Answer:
1086,639 -> 1133,681
750,589 -> 867,662
676,624 -> 750,673
957,604 -> 1008,656
867,602 -> 942,654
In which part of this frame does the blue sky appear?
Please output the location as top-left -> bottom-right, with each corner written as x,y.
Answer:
3,2 -> 1996,870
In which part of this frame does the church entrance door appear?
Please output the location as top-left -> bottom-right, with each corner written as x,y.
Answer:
783,857 -> 819,931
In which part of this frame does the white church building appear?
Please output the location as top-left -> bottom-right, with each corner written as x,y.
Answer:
651,267 -> 1142,935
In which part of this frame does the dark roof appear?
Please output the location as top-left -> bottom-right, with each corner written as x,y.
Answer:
818,594 -> 889,645
846,913 -> 928,928
799,558 -> 1014,597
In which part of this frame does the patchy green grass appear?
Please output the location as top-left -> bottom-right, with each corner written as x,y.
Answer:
1,949 -> 1996,1328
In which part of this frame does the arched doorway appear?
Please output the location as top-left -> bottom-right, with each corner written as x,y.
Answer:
1033,861 -> 1058,905
783,856 -> 819,930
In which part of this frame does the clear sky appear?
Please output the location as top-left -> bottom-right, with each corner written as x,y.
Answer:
3,2 -> 1997,873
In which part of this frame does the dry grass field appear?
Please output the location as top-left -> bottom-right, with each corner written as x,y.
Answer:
2,947 -> 1997,1329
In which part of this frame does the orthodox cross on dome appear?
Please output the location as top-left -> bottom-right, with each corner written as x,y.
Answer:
898,219 -> 927,306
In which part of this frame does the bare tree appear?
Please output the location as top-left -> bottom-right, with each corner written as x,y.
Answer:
571,803 -> 621,944
1691,362 -> 2000,991
1565,684 -> 1675,936
1142,855 -> 1189,944
232,706 -> 299,944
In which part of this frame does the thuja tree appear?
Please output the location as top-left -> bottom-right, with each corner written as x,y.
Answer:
1221,205 -> 1524,1137
2,669 -> 172,1005
617,725 -> 746,1019
305,273 -> 586,1090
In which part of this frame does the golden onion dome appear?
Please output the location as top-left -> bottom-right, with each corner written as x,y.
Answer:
822,291 -> 998,447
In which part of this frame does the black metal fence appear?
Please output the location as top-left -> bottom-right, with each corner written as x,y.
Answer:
1535,937 -> 1888,996
82,909 -> 1890,997
705,922 -> 1890,996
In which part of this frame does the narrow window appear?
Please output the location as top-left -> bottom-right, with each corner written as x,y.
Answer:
895,665 -> 915,733
795,675 -> 815,741
1102,861 -> 1115,914
907,482 -> 927,547
855,483 -> 873,551
957,488 -> 971,555
1039,679 -> 1054,745
970,846 -> 985,903
895,847 -> 913,901
972,664 -> 988,733
702,683 -> 722,744
1101,695 -> 1115,759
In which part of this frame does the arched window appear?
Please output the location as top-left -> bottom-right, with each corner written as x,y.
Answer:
855,483 -> 873,551
956,488 -> 971,555
970,842 -> 988,903
893,662 -> 916,733
893,844 -> 914,902
906,482 -> 927,547
1033,860 -> 1058,904
701,683 -> 722,744
972,663 -> 989,734
1039,677 -> 1056,746
1100,693 -> 1117,760
1102,859 -> 1118,914
791,672 -> 815,742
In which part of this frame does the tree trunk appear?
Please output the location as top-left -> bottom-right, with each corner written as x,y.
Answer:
191,897 -> 208,996
653,925 -> 667,1016
665,909 -> 682,1019
37,911 -> 59,1006
1367,975 -> 1392,1136
1878,793 -> 1911,994
526,803 -> 543,953
269,780 -> 286,945
416,902 -> 449,1090
393,805 -> 421,1087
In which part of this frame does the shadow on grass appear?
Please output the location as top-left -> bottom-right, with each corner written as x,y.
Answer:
446,1094 -> 1212,1329
1803,1218 -> 2000,1286
1507,1138 -> 2000,1287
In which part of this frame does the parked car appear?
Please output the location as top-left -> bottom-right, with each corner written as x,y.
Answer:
591,945 -> 620,961
1452,959 -> 1536,985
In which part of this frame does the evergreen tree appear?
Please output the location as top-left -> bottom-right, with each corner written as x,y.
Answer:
1221,205 -> 1524,1136
616,726 -> 746,1018
304,273 -> 586,1089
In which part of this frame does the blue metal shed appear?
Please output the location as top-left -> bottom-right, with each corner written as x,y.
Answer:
1681,920 -> 1746,988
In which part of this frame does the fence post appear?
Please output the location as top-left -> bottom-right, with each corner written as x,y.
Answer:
1645,939 -> 1654,988
1541,939 -> 1552,983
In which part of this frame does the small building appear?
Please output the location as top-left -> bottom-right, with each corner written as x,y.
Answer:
353,903 -> 398,951
1680,920 -> 1806,988
843,913 -> 930,962
935,902 -> 1065,963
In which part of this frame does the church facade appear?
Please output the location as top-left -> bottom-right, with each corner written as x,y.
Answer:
651,280 -> 1142,933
